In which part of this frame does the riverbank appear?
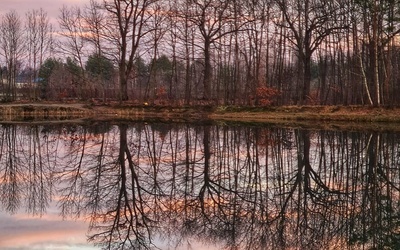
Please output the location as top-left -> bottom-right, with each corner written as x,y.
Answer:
0,102 -> 399,130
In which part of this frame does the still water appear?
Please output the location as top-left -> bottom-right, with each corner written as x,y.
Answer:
0,121 -> 399,250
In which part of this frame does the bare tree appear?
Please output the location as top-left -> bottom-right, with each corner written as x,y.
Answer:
83,0 -> 106,56
103,0 -> 156,102
0,11 -> 25,101
58,5 -> 87,73
354,0 -> 400,106
25,9 -> 53,99
58,5 -> 88,99
145,2 -> 168,103
167,0 -> 196,105
185,0 -> 249,103
274,0 -> 348,104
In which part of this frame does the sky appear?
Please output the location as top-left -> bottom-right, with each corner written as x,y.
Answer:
1,0 -> 91,27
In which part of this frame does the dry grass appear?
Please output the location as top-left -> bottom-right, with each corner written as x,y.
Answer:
1,102 -> 400,130
210,105 -> 400,122
209,105 -> 400,131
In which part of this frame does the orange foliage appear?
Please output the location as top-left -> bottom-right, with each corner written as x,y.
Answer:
155,86 -> 167,99
255,86 -> 280,106
58,89 -> 69,100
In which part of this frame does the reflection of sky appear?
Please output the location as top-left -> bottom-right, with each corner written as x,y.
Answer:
0,206 -> 216,250
0,210 -> 217,250
0,209 -> 218,250
0,202 -> 97,250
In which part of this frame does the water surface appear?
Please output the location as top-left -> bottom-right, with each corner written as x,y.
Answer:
0,122 -> 399,249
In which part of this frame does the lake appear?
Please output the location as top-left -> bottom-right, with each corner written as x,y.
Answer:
0,121 -> 399,249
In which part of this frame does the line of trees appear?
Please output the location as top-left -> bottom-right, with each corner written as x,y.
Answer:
1,0 -> 400,106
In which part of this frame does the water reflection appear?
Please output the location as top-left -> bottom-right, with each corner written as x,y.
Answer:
0,122 -> 399,249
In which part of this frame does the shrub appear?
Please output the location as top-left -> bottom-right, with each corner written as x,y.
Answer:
256,86 -> 280,106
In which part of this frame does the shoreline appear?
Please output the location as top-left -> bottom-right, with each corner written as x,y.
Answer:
0,102 -> 399,131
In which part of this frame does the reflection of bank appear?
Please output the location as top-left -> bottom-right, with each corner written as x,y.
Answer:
0,122 -> 399,249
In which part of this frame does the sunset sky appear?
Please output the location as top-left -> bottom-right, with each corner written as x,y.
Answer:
1,0 -> 91,27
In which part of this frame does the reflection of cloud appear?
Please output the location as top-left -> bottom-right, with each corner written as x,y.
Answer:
0,211 -> 97,250
0,210 -> 217,250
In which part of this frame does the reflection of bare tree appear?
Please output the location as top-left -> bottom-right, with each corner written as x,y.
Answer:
270,130 -> 349,249
348,132 -> 400,249
58,124 -> 157,249
25,126 -> 55,215
15,122 -> 397,250
0,125 -> 21,213
0,125 -> 55,215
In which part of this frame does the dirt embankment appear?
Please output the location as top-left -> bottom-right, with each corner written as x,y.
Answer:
209,105 -> 400,131
0,102 -> 211,122
0,103 -> 93,121
0,102 -> 400,130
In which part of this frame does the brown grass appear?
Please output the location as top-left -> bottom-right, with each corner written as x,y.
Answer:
1,102 -> 400,130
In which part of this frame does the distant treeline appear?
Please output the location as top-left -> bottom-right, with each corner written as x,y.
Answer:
1,0 -> 400,106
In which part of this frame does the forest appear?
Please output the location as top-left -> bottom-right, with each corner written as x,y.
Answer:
1,0 -> 400,106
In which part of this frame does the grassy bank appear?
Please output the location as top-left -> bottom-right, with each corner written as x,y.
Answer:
1,102 -> 399,130
0,103 -> 90,121
210,105 -> 400,122
209,105 -> 400,131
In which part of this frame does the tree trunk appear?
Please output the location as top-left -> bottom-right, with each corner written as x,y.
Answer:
302,54 -> 312,104
119,65 -> 128,102
372,0 -> 380,106
203,39 -> 212,101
